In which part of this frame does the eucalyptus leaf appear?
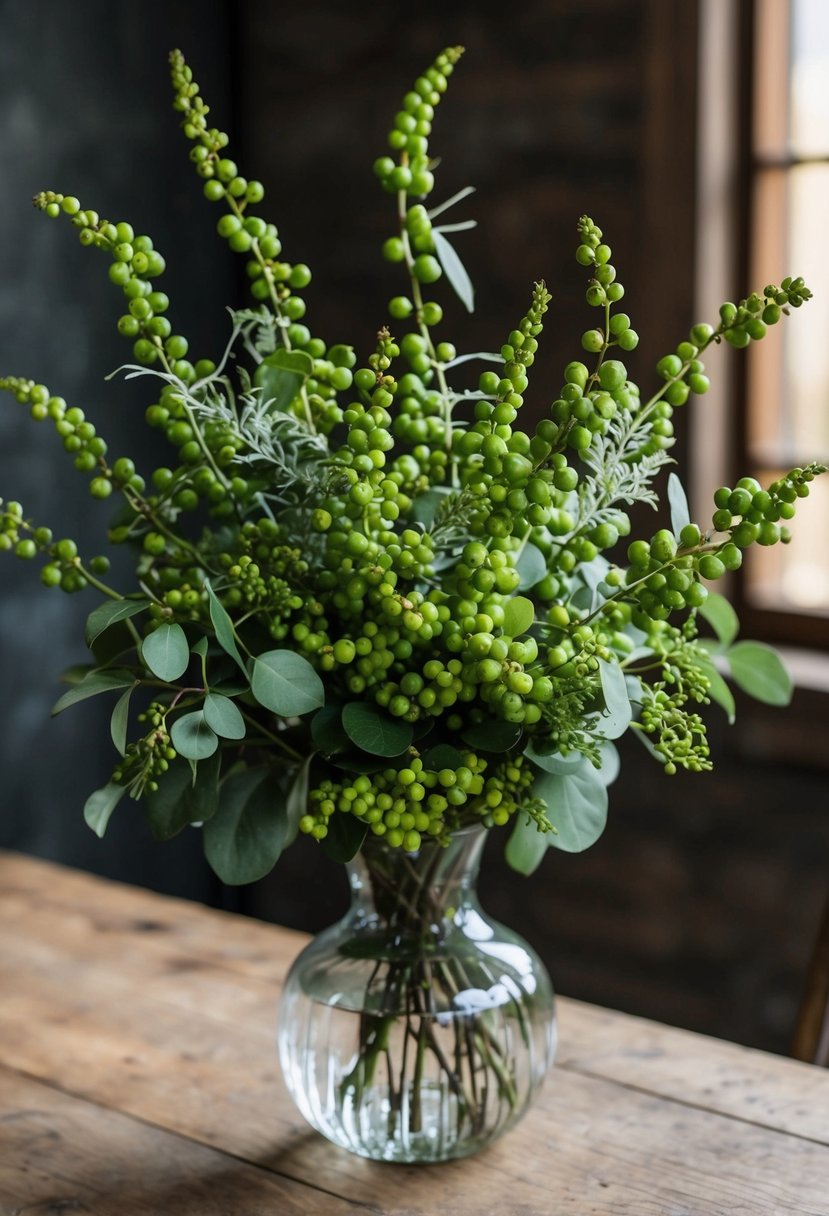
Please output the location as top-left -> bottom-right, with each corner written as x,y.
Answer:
726,641 -> 792,706
696,655 -> 736,724
516,543 -> 547,591
52,668 -> 137,716
422,743 -> 465,771
85,598 -> 149,648
251,650 -> 324,717
321,815 -> 368,864
534,764 -> 609,853
142,623 -> 190,682
411,485 -> 452,528
505,815 -> 550,876
667,471 -> 691,535
84,782 -> 127,838
578,557 -> 610,595
91,620 -> 139,668
502,595 -> 534,638
58,664 -> 96,686
595,658 -> 632,739
254,348 -> 313,412
699,592 -> 740,649
203,769 -> 290,884
191,635 -> 209,659
342,702 -> 413,757
204,579 -> 248,676
597,741 -> 621,787
170,711 -> 219,760
145,752 -> 221,840
432,229 -> 475,314
110,683 -> 136,756
523,741 -> 584,774
461,718 -> 523,752
311,703 -> 349,756
285,754 -> 313,844
203,693 -> 246,740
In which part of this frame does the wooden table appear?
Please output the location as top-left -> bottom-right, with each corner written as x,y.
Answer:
1,851 -> 827,1215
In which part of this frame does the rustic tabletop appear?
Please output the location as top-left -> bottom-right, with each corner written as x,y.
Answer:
1,850 -> 827,1215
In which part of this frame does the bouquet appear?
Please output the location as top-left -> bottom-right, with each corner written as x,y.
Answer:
0,47 -> 822,882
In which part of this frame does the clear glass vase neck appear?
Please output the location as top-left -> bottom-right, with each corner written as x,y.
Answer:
346,826 -> 487,928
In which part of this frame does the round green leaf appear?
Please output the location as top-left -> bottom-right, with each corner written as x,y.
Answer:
534,763 -> 608,853
110,684 -> 137,756
516,543 -> 547,591
285,755 -> 313,844
422,743 -> 465,771
696,656 -> 736,724
251,650 -> 324,717
461,718 -> 523,753
145,752 -> 221,840
524,741 -> 583,774
597,741 -> 621,787
342,702 -> 413,757
204,579 -> 248,676
84,782 -> 126,839
254,348 -> 313,412
727,640 -> 792,706
505,815 -> 550,876
595,658 -> 632,739
170,711 -> 218,760
502,595 -> 534,638
311,704 -> 349,756
699,592 -> 740,649
322,815 -> 368,864
142,623 -> 190,682
51,668 -> 137,716
84,597 -> 149,648
203,692 -> 246,740
203,769 -> 290,884
667,471 -> 691,535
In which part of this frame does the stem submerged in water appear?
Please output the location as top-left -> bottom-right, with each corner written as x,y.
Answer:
340,834 -> 520,1143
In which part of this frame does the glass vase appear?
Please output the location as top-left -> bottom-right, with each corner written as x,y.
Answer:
277,826 -> 556,1163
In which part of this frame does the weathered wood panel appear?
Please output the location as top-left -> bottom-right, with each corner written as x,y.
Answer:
2,852 -> 828,1215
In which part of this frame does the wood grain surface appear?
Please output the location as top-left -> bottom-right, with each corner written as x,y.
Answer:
1,850 -> 827,1215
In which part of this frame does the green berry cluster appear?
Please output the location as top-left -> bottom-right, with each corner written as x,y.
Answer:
718,278 -> 812,349
0,375 -> 145,501
373,47 -> 464,205
304,750 -> 538,847
113,703 -> 177,797
640,683 -> 711,775
34,191 -> 196,377
1,497 -> 110,592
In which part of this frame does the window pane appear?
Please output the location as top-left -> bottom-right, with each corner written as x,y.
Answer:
744,0 -> 829,626
754,0 -> 829,159
791,0 -> 829,156
748,163 -> 829,465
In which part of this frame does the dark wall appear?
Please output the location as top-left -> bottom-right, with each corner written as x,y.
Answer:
1,1 -> 825,1056
0,0 -> 236,899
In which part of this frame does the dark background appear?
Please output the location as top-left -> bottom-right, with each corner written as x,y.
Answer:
0,0 -> 826,1055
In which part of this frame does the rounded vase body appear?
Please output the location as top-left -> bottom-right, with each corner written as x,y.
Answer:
278,827 -> 556,1163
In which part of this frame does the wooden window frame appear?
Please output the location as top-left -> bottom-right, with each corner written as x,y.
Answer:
732,0 -> 829,649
